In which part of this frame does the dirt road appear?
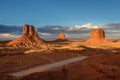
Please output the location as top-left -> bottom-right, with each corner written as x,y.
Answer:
10,56 -> 88,77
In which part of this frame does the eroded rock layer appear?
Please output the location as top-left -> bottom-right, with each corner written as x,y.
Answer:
6,24 -> 47,48
87,28 -> 112,43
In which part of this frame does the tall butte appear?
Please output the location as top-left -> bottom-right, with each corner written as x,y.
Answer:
87,28 -> 112,43
6,24 -> 47,48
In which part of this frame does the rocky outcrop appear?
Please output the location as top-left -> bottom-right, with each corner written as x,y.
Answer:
55,32 -> 68,42
58,32 -> 65,40
90,28 -> 105,39
29,25 -> 34,36
6,24 -> 47,48
87,28 -> 112,43
23,24 -> 29,35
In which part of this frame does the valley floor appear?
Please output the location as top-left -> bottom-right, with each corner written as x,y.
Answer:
0,41 -> 120,80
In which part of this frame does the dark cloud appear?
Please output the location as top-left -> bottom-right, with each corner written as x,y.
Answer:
38,25 -> 93,34
0,23 -> 120,40
38,27 -> 63,34
104,23 -> 120,29
103,23 -> 120,34
0,24 -> 22,34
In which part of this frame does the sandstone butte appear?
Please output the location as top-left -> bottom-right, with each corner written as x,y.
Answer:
87,28 -> 112,43
6,24 -> 47,48
55,32 -> 68,41
58,32 -> 65,40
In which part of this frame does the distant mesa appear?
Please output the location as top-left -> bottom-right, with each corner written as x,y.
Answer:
87,28 -> 112,43
58,32 -> 65,40
55,32 -> 68,42
6,24 -> 47,48
91,28 -> 105,39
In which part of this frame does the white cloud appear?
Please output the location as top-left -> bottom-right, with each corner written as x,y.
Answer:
67,23 -> 98,31
1,23 -> 120,40
1,34 -> 12,38
80,23 -> 98,28
67,27 -> 74,31
0,33 -> 21,40
52,27 -> 60,30
0,33 -> 20,38
39,32 -> 51,36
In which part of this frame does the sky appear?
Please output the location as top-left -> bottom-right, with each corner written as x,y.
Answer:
0,0 -> 120,40
0,0 -> 120,26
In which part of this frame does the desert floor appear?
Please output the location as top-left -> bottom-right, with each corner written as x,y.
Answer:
0,41 -> 120,80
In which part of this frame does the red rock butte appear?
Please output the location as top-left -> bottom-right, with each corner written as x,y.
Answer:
58,32 -> 65,40
6,24 -> 47,48
87,28 -> 112,43
55,32 -> 68,42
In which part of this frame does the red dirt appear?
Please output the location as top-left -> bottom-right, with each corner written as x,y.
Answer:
23,51 -> 120,80
0,48 -> 120,80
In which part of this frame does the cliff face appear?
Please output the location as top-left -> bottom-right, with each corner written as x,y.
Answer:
6,24 -> 47,48
87,28 -> 112,43
90,28 -> 105,39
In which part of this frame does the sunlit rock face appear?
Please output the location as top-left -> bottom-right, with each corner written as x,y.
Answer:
23,24 -> 29,35
55,32 -> 68,42
91,28 -> 105,39
28,25 -> 34,36
58,32 -> 65,40
87,28 -> 112,43
6,24 -> 47,48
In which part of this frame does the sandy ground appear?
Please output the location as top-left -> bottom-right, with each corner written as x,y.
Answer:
22,49 -> 120,80
0,49 -> 82,74
0,41 -> 120,80
10,56 -> 87,77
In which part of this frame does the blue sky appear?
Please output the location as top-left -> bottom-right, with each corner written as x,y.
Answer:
0,0 -> 120,26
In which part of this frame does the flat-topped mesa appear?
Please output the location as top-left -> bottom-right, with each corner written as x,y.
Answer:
91,28 -> 105,39
87,28 -> 112,43
6,24 -> 47,48
58,32 -> 65,40
55,32 -> 68,42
